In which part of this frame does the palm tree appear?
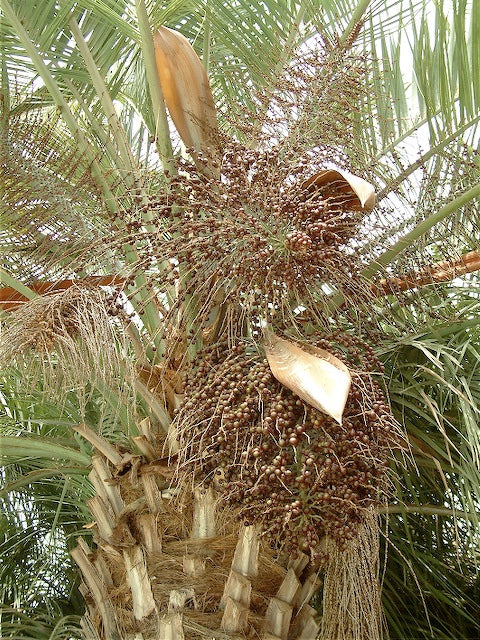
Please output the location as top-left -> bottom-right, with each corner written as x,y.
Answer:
1,0 -> 479,638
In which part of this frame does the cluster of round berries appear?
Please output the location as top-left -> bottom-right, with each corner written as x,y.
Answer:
124,145 -> 370,337
176,332 -> 397,563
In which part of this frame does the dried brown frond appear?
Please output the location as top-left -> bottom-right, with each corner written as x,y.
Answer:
0,286 -> 135,412
361,139 -> 480,327
0,275 -> 125,311
373,248 -> 480,295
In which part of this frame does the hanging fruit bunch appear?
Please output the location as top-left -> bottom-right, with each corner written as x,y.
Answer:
118,27 -> 380,353
176,330 -> 398,565
142,147 -> 376,333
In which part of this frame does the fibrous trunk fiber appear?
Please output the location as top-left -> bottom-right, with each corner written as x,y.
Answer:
72,423 -> 321,640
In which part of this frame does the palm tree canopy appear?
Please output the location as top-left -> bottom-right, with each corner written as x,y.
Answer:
1,0 -> 479,638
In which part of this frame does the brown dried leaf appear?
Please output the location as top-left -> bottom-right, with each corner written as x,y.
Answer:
303,168 -> 375,211
154,26 -> 218,161
264,331 -> 351,424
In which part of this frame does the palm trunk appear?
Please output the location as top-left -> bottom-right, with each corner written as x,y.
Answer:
72,424 -> 321,640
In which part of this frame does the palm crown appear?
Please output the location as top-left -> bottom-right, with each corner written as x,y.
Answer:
1,1 -> 479,639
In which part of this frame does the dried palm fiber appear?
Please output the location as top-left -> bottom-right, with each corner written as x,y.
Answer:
72,422 -> 322,639
320,509 -> 386,640
0,287 -> 135,417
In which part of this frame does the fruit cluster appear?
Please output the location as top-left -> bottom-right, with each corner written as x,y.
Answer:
176,332 -> 396,564
123,144 -> 371,337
